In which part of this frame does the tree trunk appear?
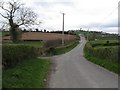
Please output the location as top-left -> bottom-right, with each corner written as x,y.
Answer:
9,18 -> 19,43
10,27 -> 17,43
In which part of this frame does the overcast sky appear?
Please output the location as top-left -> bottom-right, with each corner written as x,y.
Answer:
1,0 -> 120,33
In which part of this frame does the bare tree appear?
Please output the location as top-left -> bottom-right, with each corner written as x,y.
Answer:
0,0 -> 38,42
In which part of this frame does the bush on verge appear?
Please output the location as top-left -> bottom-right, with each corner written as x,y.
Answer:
3,44 -> 38,68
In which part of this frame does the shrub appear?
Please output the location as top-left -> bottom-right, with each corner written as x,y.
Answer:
106,40 -> 109,44
46,47 -> 56,55
2,44 -> 38,68
84,42 -> 94,54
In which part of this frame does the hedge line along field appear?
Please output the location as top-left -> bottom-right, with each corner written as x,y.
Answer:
84,39 -> 119,74
90,39 -> 118,44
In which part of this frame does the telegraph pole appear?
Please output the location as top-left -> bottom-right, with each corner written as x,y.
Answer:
87,29 -> 89,41
61,12 -> 65,46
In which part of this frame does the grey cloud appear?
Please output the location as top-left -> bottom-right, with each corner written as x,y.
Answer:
33,0 -> 74,8
103,22 -> 117,28
102,18 -> 118,28
88,19 -> 118,29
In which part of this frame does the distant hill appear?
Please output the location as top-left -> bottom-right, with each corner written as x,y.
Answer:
69,30 -> 118,40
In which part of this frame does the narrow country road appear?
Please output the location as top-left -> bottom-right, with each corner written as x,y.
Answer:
48,36 -> 118,88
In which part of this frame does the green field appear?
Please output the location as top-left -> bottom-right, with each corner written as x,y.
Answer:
94,45 -> 119,49
90,39 -> 118,44
3,58 -> 50,88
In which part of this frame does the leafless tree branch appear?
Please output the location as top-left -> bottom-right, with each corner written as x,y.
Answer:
0,13 -> 8,19
0,2 -> 10,13
0,0 -> 39,27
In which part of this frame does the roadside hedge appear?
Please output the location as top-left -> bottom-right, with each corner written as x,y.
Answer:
3,44 -> 38,68
84,42 -> 118,63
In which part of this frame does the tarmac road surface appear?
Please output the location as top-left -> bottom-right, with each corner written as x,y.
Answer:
48,36 -> 118,88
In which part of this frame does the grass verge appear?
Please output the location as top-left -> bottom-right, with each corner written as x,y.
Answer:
84,53 -> 119,74
54,41 -> 79,55
3,58 -> 50,88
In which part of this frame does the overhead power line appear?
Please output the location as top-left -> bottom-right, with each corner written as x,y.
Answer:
90,4 -> 120,32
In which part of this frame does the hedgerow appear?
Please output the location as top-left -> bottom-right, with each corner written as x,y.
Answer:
84,42 -> 118,63
3,44 -> 38,68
